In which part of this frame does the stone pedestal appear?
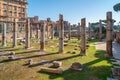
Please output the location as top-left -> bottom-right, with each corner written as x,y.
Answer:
80,18 -> 86,55
106,12 -> 113,57
59,14 -> 64,53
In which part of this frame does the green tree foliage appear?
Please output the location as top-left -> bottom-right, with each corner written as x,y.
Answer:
113,3 -> 120,12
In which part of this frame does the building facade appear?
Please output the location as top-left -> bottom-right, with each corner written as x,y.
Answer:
0,0 -> 28,32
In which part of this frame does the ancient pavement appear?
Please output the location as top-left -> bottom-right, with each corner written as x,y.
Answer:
93,41 -> 120,60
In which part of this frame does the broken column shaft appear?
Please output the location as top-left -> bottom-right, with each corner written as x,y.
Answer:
40,21 -> 46,51
78,23 -> 80,40
2,23 -> 6,47
36,23 -> 39,39
88,22 -> 91,39
99,20 -> 102,41
25,19 -> 30,49
59,14 -> 64,53
51,24 -> 54,39
68,23 -> 71,40
80,18 -> 86,55
30,23 -> 32,38
106,12 -> 113,57
13,19 -> 17,47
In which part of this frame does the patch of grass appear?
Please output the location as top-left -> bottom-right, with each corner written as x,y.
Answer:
0,38 -> 113,80
89,39 -> 101,44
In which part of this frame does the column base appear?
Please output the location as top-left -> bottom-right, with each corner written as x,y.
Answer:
40,49 -> 46,52
80,52 -> 86,56
25,47 -> 33,50
104,53 -> 113,58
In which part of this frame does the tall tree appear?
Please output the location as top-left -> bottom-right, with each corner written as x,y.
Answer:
113,3 -> 120,12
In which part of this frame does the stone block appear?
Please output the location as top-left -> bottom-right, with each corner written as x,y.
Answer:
52,61 -> 62,68
70,62 -> 83,71
8,55 -> 15,60
9,51 -> 15,55
41,67 -> 63,74
28,59 -> 33,65
111,68 -> 120,79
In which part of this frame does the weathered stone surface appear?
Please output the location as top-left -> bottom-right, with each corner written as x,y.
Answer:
13,19 -> 17,47
41,67 -> 63,74
25,18 -> 30,49
107,77 -> 118,80
2,23 -> 7,47
106,12 -> 113,57
111,68 -> 120,79
70,62 -> 83,71
8,55 -> 15,60
52,61 -> 62,68
112,61 -> 120,65
80,18 -> 86,55
20,39 -> 25,43
27,59 -> 33,65
9,51 -> 15,55
59,14 -> 64,53
64,43 -> 68,46
72,51 -> 76,54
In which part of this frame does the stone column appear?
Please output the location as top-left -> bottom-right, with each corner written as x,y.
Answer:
106,12 -> 113,57
13,19 -> 17,48
59,14 -> 64,53
25,19 -> 30,49
99,20 -> 102,41
40,21 -> 46,51
51,24 -> 54,39
78,23 -> 80,40
68,23 -> 71,40
36,23 -> 39,39
2,22 -> 6,47
80,18 -> 86,55
88,22 -> 91,39
30,23 -> 32,38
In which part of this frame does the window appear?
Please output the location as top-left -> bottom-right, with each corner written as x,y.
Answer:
9,5 -> 12,10
3,4 -> 7,9
4,10 -> 7,16
9,11 -> 12,16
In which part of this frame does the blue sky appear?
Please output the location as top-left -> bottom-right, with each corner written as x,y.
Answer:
28,0 -> 120,25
